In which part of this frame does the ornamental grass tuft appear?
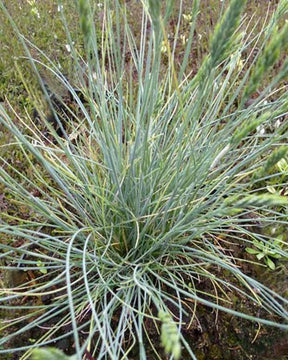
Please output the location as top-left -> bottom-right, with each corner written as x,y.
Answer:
0,0 -> 288,359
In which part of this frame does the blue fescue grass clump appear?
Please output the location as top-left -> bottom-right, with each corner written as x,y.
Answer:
0,0 -> 288,359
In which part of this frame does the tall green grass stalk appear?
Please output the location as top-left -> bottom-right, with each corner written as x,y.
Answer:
0,0 -> 288,359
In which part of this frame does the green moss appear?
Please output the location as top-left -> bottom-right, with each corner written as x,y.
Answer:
207,344 -> 222,359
